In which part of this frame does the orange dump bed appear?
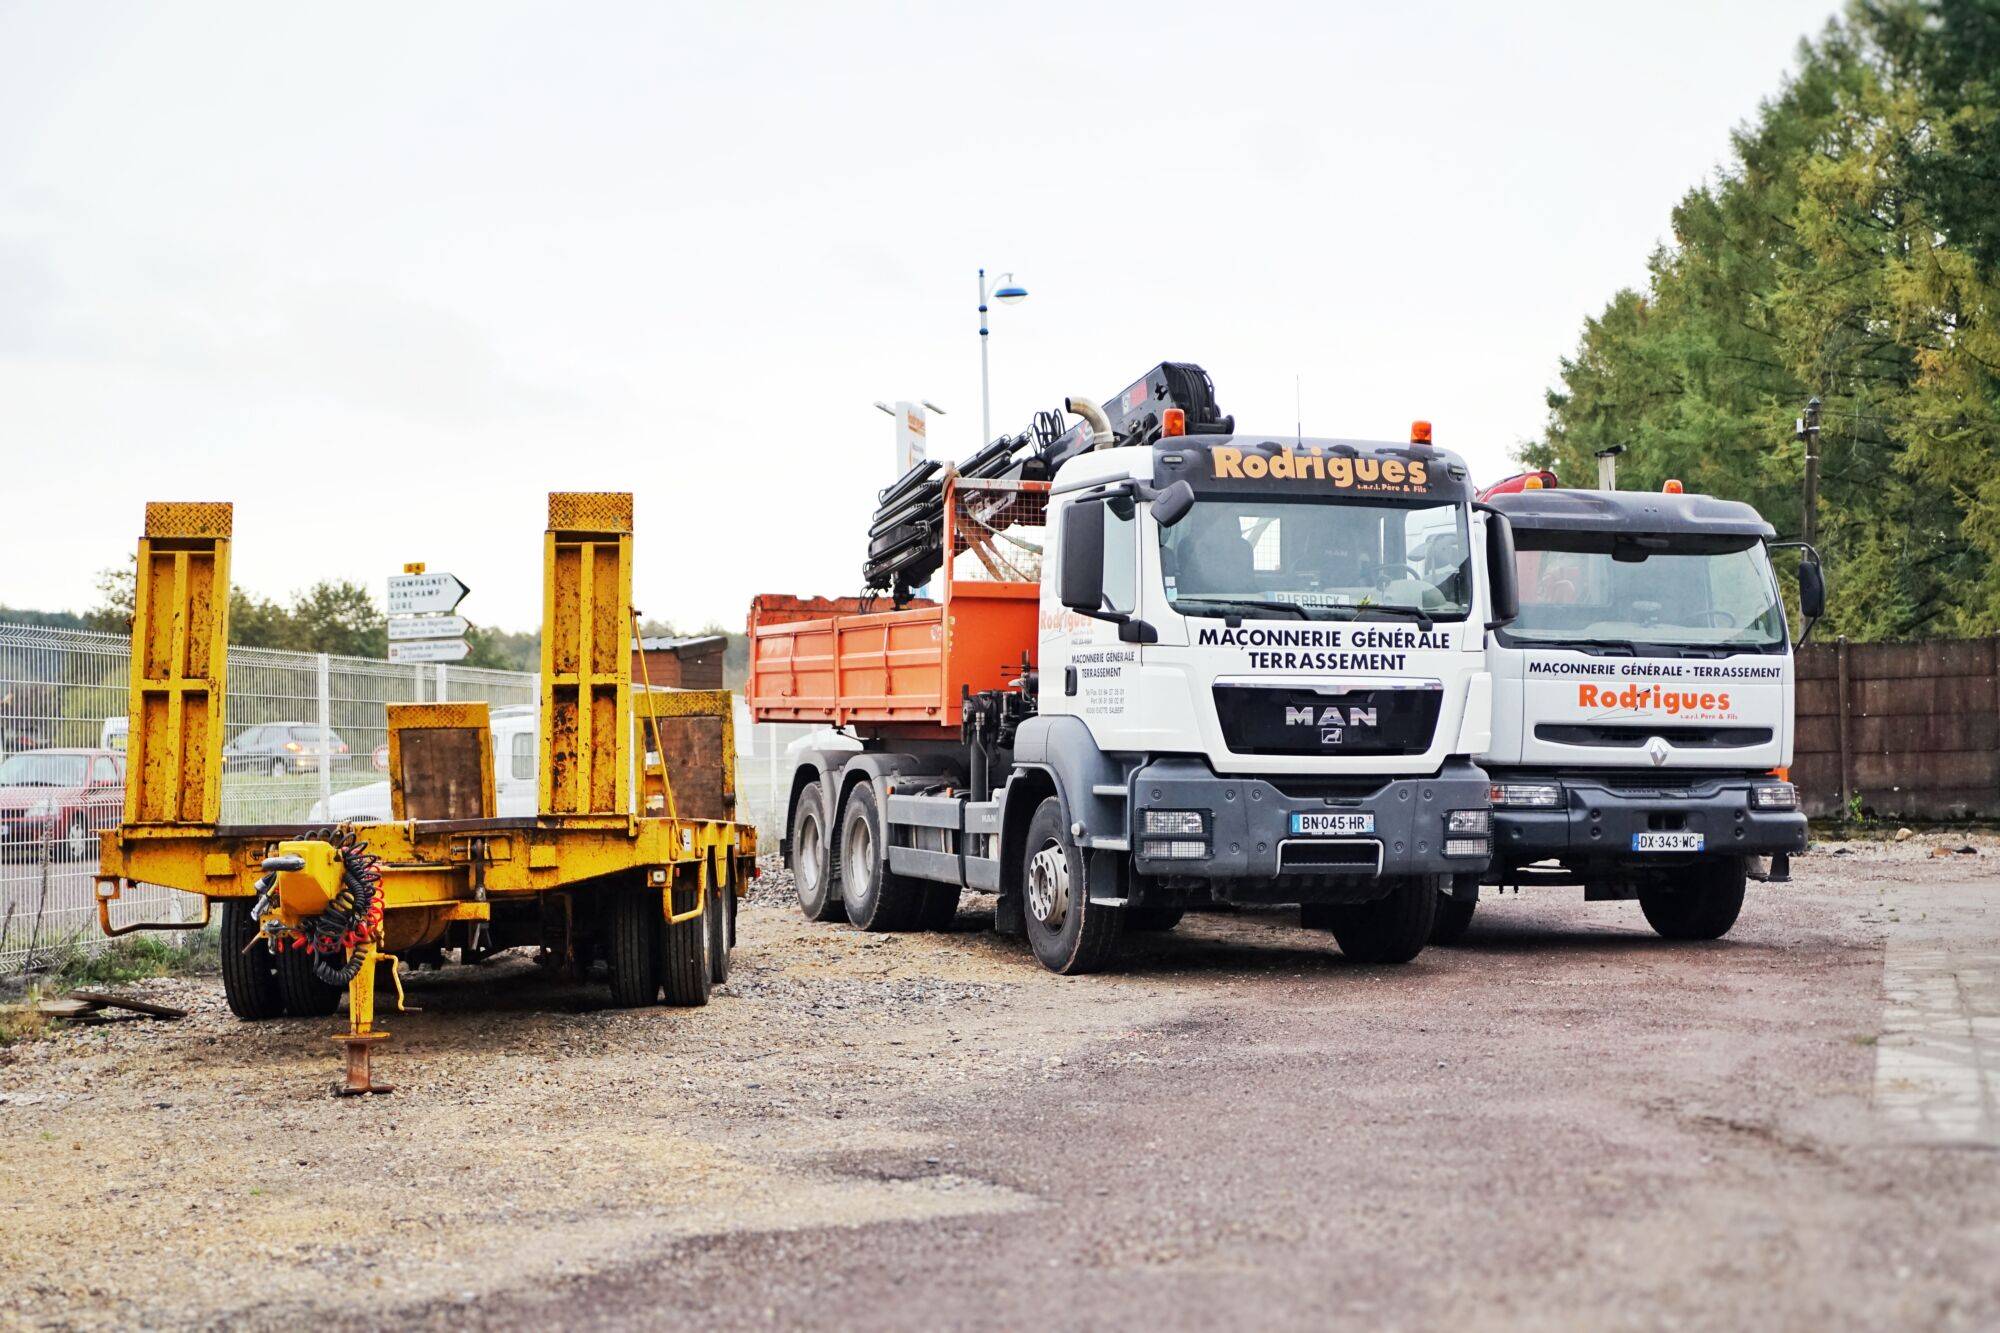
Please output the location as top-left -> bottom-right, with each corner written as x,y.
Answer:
747,585 -> 1038,730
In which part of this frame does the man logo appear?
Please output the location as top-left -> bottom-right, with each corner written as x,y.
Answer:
1286,704 -> 1378,729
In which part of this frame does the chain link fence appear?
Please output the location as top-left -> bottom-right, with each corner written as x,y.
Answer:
0,623 -> 535,973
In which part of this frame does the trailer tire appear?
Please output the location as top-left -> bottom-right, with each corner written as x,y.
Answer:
219,899 -> 285,1021
790,781 -> 844,922
706,883 -> 731,985
1326,875 -> 1438,964
1022,797 -> 1122,974
277,945 -> 345,1017
607,884 -> 662,1006
1639,857 -> 1746,941
839,779 -> 924,931
1430,880 -> 1478,945
661,881 -> 712,1006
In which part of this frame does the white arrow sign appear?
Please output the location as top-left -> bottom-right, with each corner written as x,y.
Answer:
386,573 -> 470,616
388,614 -> 470,641
388,638 -> 470,664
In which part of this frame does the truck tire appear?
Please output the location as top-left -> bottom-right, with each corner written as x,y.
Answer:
1325,875 -> 1438,964
916,884 -> 960,931
607,883 -> 662,1006
839,779 -> 924,931
661,881 -> 712,1006
219,899 -> 285,1021
1125,899 -> 1185,933
277,945 -> 345,1017
1430,877 -> 1479,945
706,883 -> 731,985
1639,857 -> 1746,940
791,780 -> 844,922
1021,797 -> 1122,974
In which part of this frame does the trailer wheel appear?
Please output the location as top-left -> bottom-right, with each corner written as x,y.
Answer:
607,884 -> 662,1006
706,882 -> 731,985
277,945 -> 345,1017
839,780 -> 924,931
1639,857 -> 1746,940
661,881 -> 712,1006
218,899 -> 285,1021
1430,878 -> 1479,945
1325,875 -> 1438,964
1021,797 -> 1122,974
791,781 -> 844,922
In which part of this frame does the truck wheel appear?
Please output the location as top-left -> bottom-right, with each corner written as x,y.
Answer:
219,899 -> 285,1021
277,945 -> 345,1017
607,883 -> 662,1006
1326,875 -> 1438,964
1430,876 -> 1479,945
839,779 -> 924,931
1639,857 -> 1746,940
706,883 -> 730,985
1022,797 -> 1122,974
791,781 -> 845,922
1125,900 -> 1185,933
916,884 -> 960,931
661,881 -> 712,1006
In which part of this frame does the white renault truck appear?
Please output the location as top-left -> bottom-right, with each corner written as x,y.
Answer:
750,363 -> 1520,973
1446,482 -> 1824,942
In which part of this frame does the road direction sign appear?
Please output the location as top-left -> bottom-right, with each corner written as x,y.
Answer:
386,572 -> 470,616
388,638 -> 470,664
388,614 -> 470,641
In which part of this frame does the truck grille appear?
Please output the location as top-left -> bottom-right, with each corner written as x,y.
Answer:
1212,685 -> 1441,757
1535,724 -> 1773,748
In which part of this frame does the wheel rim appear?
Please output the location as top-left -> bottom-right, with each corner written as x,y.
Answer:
797,808 -> 823,890
1027,839 -> 1069,927
845,814 -> 874,902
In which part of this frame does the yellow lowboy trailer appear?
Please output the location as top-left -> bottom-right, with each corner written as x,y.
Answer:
93,493 -> 756,1095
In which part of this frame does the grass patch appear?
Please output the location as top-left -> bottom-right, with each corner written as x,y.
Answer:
53,929 -> 219,986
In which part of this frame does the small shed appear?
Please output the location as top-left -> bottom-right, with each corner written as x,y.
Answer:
632,634 -> 727,691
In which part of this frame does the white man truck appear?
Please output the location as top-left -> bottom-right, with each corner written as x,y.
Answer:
1442,482 -> 1824,943
749,363 -> 1521,974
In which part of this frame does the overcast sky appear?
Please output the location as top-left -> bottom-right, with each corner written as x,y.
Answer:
1,0 -> 1841,633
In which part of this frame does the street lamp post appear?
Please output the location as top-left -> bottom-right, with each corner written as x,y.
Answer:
978,267 -> 1028,444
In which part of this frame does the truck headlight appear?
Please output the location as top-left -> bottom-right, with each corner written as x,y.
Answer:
1490,782 -> 1562,809
1445,809 -> 1490,834
1142,810 -> 1208,836
1751,782 -> 1798,811
1444,837 -> 1490,859
1142,838 -> 1207,860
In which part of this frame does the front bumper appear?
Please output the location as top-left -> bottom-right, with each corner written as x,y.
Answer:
1128,755 -> 1493,885
1490,772 -> 1807,866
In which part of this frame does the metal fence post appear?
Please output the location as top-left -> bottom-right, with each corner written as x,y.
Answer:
317,652 -> 333,813
436,663 -> 448,703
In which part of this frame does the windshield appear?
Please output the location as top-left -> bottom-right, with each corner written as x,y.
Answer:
0,753 -> 88,786
1505,534 -> 1785,652
1160,497 -> 1472,622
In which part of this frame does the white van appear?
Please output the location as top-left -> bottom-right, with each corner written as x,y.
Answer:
308,706 -> 539,822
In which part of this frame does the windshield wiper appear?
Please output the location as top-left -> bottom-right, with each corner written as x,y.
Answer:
1172,596 -> 1311,621
1510,636 -> 1637,656
1348,604 -> 1436,632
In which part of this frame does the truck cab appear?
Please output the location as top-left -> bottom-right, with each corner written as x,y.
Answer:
1466,485 -> 1821,942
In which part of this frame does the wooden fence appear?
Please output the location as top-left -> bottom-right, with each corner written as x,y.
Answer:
1794,638 -> 2000,820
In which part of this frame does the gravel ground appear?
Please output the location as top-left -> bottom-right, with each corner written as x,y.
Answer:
2,840 -> 1997,1330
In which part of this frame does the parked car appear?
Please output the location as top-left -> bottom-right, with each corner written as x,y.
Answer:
224,723 -> 352,777
309,706 -> 537,822
0,748 -> 125,862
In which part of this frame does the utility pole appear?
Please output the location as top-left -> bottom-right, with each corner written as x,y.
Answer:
1796,396 -> 1822,547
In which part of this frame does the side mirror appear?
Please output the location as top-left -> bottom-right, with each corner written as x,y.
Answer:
1149,479 -> 1196,529
1059,500 -> 1106,613
1799,558 -> 1826,620
1484,510 -> 1519,627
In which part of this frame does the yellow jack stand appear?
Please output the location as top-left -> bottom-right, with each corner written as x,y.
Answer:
333,942 -> 394,1097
